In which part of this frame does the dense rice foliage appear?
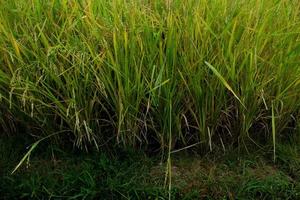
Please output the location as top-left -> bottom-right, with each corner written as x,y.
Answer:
1,0 -> 300,152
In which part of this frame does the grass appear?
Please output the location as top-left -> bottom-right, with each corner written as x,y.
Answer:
1,136 -> 300,199
1,0 -> 300,198
1,0 -> 300,152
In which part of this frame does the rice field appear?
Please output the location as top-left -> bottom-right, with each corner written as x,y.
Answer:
1,0 -> 300,198
1,0 -> 300,161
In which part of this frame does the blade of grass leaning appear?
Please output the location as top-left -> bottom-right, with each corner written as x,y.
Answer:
11,131 -> 66,174
205,61 -> 246,108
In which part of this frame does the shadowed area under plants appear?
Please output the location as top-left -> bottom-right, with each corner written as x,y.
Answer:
1,137 -> 300,199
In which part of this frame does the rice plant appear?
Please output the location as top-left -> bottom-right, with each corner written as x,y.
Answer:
0,0 -> 300,155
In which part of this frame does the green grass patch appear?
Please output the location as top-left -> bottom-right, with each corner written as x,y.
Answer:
1,137 -> 300,199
